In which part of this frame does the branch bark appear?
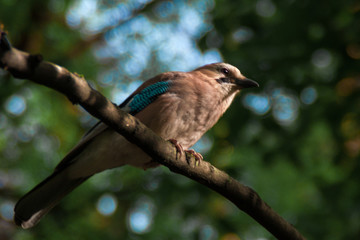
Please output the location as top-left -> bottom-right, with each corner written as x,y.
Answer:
0,30 -> 306,240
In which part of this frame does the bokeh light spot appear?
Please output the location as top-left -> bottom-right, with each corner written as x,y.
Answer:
66,0 -> 98,28
0,201 -> 14,221
17,125 -> 37,142
127,199 -> 154,234
336,77 -> 359,97
311,49 -> 332,68
232,27 -> 254,43
272,90 -> 299,125
346,44 -> 360,59
243,93 -> 271,115
300,87 -> 317,105
129,211 -> 151,233
179,7 -> 203,37
256,0 -> 276,17
200,225 -> 218,240
96,193 -> 118,216
5,95 -> 26,116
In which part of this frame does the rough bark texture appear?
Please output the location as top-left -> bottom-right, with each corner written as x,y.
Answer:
0,30 -> 305,240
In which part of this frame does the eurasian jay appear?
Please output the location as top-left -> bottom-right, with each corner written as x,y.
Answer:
14,62 -> 259,229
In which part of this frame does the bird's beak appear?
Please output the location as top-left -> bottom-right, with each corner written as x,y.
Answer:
234,78 -> 259,89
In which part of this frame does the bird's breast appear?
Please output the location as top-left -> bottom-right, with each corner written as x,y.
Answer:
135,90 -> 223,149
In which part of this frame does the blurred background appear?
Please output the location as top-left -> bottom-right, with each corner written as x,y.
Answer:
0,0 -> 359,239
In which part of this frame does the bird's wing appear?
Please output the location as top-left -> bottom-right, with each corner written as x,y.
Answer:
119,80 -> 171,115
119,71 -> 182,114
54,72 -> 182,172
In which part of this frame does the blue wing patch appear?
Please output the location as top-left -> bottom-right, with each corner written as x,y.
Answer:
120,81 -> 171,115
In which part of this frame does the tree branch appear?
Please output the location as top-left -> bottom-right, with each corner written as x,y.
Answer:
0,30 -> 305,240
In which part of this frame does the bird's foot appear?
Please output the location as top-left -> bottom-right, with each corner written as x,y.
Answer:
168,139 -> 184,159
184,149 -> 203,166
168,139 -> 203,165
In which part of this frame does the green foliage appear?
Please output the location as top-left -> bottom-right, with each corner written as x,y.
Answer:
1,0 -> 360,239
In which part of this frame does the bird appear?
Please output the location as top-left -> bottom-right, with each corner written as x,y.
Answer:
14,62 -> 259,229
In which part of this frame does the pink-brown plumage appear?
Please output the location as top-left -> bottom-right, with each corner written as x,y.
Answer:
14,62 -> 258,229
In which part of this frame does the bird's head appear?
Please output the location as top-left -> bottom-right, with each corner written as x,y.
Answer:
195,62 -> 259,94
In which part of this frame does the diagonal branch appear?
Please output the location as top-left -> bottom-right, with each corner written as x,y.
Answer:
0,30 -> 306,240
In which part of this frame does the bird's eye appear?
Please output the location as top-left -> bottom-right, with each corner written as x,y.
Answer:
221,68 -> 230,75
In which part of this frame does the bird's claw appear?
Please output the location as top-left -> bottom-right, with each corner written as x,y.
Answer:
168,139 -> 184,159
184,149 -> 203,166
168,139 -> 203,165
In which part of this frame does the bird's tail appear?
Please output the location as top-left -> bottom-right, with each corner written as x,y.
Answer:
14,169 -> 89,229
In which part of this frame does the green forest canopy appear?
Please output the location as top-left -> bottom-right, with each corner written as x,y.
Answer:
0,0 -> 359,239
